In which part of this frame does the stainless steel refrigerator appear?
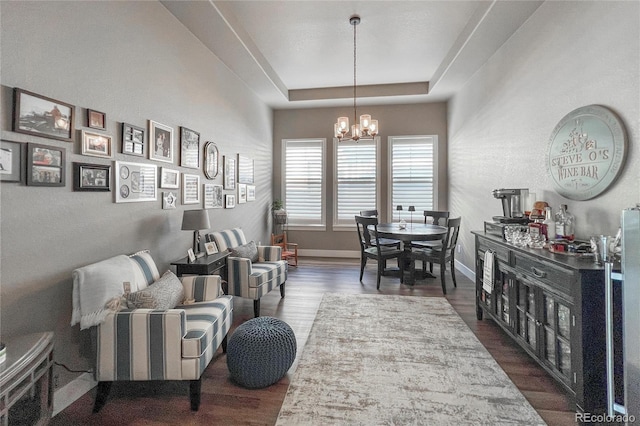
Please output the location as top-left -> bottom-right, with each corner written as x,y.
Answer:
606,206 -> 639,423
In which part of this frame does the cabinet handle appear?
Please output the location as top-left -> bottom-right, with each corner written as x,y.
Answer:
531,267 -> 547,278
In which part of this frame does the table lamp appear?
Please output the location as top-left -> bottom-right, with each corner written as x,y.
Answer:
396,205 -> 403,222
408,206 -> 415,228
181,209 -> 211,255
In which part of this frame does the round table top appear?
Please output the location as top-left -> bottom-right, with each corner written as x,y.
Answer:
376,223 -> 448,242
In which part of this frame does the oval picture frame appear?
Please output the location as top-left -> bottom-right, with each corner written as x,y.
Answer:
203,141 -> 219,179
545,105 -> 627,201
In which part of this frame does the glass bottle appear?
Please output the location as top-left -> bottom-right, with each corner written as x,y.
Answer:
555,204 -> 575,241
543,207 -> 556,241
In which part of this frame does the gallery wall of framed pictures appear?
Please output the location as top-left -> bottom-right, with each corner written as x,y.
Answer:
6,86 -> 261,214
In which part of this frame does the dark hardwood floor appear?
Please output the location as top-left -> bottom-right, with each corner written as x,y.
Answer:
51,258 -> 576,425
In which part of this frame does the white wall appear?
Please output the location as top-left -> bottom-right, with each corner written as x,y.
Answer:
0,1 -> 273,387
449,0 -> 640,271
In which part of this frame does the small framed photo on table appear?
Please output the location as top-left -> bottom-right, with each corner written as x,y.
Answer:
187,248 -> 196,263
205,242 -> 218,255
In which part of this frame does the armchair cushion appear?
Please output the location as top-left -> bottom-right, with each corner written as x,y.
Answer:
128,250 -> 160,289
181,297 -> 233,358
126,271 -> 184,310
181,275 -> 223,302
230,241 -> 259,262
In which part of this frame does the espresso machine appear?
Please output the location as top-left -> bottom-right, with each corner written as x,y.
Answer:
492,188 -> 530,223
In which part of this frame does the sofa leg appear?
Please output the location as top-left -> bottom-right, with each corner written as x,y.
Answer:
253,299 -> 260,317
280,283 -> 286,298
222,334 -> 228,353
189,379 -> 201,411
93,381 -> 112,413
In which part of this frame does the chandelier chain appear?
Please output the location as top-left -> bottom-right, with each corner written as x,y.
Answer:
353,19 -> 357,125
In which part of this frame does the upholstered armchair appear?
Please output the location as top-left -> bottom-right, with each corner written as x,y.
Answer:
207,228 -> 287,317
71,250 -> 233,412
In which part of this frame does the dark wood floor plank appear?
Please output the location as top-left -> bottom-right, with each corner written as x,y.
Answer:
51,259 -> 575,425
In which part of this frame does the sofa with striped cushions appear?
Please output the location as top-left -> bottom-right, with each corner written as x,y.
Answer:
206,228 -> 288,317
71,250 -> 233,412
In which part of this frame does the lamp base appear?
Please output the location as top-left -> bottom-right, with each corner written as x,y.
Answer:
193,230 -> 201,255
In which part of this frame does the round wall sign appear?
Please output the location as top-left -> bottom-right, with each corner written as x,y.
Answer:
546,105 -> 627,200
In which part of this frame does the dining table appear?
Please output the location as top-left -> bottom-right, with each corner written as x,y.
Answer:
376,222 -> 448,285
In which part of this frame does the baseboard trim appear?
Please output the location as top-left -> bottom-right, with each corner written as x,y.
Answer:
298,249 -> 360,258
53,372 -> 97,417
455,259 -> 475,282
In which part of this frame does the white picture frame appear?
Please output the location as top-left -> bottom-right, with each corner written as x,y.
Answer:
115,161 -> 157,203
187,248 -> 196,263
81,129 -> 112,158
247,185 -> 256,201
205,241 -> 218,255
204,183 -> 223,209
162,191 -> 177,209
160,167 -> 179,189
149,120 -> 174,163
182,173 -> 200,204
225,194 -> 236,209
238,183 -> 247,204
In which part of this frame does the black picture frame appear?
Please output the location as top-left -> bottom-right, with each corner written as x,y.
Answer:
87,109 -> 106,130
0,140 -> 24,182
26,143 -> 66,186
180,127 -> 200,169
13,88 -> 75,142
121,122 -> 145,157
73,162 -> 111,191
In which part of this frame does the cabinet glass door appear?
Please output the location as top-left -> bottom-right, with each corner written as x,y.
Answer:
543,292 -> 572,380
497,272 -> 510,327
515,280 -> 537,350
478,255 -> 493,313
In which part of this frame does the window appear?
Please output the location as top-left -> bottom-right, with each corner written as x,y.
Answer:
389,136 -> 438,220
282,139 -> 325,228
334,137 -> 379,227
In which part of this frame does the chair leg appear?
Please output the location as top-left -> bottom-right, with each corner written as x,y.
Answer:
190,379 -> 202,411
450,256 -> 457,287
280,282 -> 286,298
376,262 -> 382,290
359,257 -> 367,281
440,262 -> 447,295
429,262 -> 434,273
93,381 -> 112,413
253,299 -> 260,317
222,334 -> 228,353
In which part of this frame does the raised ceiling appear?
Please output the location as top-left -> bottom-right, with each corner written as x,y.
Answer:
161,0 -> 543,109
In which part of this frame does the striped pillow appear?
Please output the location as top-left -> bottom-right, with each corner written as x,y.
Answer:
129,250 -> 160,291
209,228 -> 247,252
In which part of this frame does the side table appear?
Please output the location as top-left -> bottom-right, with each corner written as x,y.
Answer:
0,332 -> 54,426
171,251 -> 230,281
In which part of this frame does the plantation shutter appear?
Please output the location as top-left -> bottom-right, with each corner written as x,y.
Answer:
391,136 -> 435,217
283,139 -> 324,226
335,139 -> 377,226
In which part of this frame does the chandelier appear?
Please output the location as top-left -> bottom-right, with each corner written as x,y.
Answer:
334,15 -> 379,142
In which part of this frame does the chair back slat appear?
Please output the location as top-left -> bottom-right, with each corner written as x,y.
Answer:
359,209 -> 378,217
444,217 -> 462,251
355,215 -> 379,250
423,210 -> 450,226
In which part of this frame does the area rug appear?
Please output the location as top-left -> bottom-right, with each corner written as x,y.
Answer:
276,293 -> 546,425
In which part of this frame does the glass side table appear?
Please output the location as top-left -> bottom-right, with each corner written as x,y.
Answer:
0,332 -> 54,426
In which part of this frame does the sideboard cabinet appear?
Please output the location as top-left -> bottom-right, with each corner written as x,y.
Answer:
473,231 -> 608,415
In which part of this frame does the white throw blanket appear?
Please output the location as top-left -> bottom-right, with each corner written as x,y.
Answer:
482,250 -> 495,294
71,255 -> 135,330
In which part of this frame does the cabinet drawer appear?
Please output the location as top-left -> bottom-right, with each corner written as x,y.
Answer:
477,237 -> 510,265
209,258 -> 226,272
513,252 -> 575,295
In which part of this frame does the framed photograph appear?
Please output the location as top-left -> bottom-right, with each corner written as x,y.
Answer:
115,160 -> 157,203
187,248 -> 196,263
182,173 -> 200,204
160,167 -> 179,189
13,88 -> 75,142
87,109 -> 106,130
162,191 -> 178,209
247,185 -> 256,201
81,130 -> 112,158
225,194 -> 236,209
238,183 -> 247,204
238,154 -> 254,184
205,241 -> 218,256
121,122 -> 145,157
204,184 -> 223,209
149,120 -> 174,163
224,155 -> 236,190
203,141 -> 219,179
27,143 -> 65,186
0,140 -> 24,182
180,127 -> 200,169
73,162 -> 110,191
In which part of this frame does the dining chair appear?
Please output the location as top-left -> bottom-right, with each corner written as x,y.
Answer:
410,217 -> 461,294
355,215 -> 404,289
359,209 -> 401,249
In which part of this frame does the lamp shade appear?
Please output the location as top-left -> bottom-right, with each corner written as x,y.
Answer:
408,206 -> 416,212
181,209 -> 210,231
396,205 -> 403,211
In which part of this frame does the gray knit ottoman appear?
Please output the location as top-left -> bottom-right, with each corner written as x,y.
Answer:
227,316 -> 297,389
